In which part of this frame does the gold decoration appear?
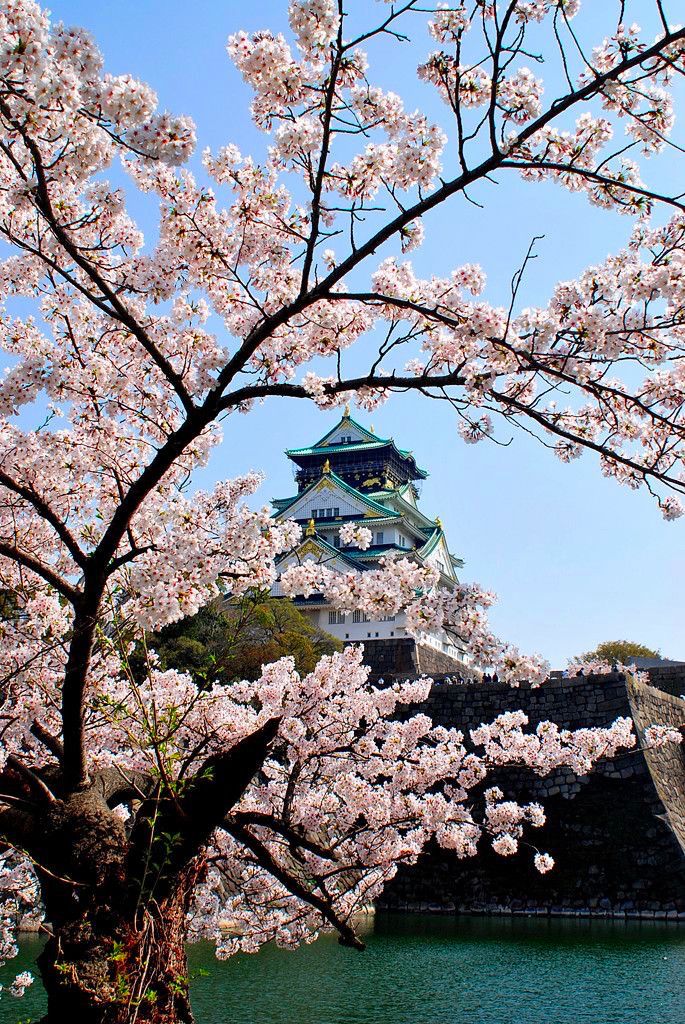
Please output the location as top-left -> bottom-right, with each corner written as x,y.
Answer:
323,458 -> 331,474
384,476 -> 395,490
435,517 -> 442,529
344,402 -> 351,417
362,476 -> 381,488
370,424 -> 375,434
299,539 -> 320,556
305,518 -> 316,536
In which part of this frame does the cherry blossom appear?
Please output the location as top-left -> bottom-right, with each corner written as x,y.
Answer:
534,852 -> 555,873
499,68 -> 544,123
0,1 -> 682,1018
644,725 -> 683,747
338,522 -> 373,549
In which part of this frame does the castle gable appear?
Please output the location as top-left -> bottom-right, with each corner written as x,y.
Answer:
419,529 -> 457,581
275,472 -> 396,523
274,535 -> 362,579
311,411 -> 380,449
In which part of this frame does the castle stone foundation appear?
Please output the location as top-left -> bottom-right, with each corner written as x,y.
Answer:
378,672 -> 685,919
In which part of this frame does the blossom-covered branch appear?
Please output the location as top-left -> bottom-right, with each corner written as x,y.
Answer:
0,1 -> 682,1018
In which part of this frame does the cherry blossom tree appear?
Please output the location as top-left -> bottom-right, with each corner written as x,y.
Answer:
0,0 -> 683,1021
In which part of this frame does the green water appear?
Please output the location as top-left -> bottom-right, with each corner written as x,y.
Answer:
1,915 -> 683,1024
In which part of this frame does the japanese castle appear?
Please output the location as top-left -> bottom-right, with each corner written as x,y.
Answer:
271,407 -> 471,675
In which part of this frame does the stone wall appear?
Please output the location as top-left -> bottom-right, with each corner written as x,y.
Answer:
378,672 -> 685,919
355,637 -> 468,678
639,664 -> 685,699
628,679 -> 685,854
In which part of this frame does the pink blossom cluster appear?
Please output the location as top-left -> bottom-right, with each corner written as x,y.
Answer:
281,557 -> 548,685
418,54 -> 492,109
514,0 -> 580,24
0,852 -> 39,998
470,711 -> 636,776
338,522 -> 373,549
0,0 -> 682,973
499,68 -> 544,123
184,646 -> 631,952
428,4 -> 470,42
644,725 -> 683,748
125,474 -> 302,628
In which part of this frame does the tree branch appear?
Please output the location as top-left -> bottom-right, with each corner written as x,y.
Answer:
228,822 -> 365,950
0,470 -> 87,569
0,540 -> 79,603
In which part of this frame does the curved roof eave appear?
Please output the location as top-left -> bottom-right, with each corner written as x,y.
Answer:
285,439 -> 428,479
276,534 -> 366,572
271,469 -> 402,519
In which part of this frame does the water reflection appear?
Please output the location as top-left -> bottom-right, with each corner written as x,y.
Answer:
2,915 -> 684,1024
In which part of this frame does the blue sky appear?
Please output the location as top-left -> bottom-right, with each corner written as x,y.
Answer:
41,1 -> 684,666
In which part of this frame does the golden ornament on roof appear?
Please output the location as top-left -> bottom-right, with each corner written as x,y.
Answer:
435,516 -> 442,529
306,518 -> 316,536
344,402 -> 350,417
323,458 -> 331,474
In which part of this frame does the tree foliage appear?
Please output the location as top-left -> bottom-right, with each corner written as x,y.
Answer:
149,594 -> 342,685
0,1 -> 683,1020
574,639 -> 662,664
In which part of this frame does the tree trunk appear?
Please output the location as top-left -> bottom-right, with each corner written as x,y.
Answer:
19,721 -> 276,1021
31,794 -> 202,1024
37,892 -> 195,1024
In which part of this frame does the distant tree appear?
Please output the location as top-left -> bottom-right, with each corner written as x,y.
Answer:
149,593 -> 342,685
573,640 -> 661,665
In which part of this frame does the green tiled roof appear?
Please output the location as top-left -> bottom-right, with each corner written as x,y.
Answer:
286,412 -> 428,478
287,439 -> 388,457
271,469 -> 401,520
344,546 -> 411,559
368,489 -> 437,531
285,440 -> 428,478
419,527 -> 442,559
279,533 -> 366,572
311,413 -> 383,448
315,515 -> 399,526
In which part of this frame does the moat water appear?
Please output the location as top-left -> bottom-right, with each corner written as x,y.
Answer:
1,915 -> 683,1024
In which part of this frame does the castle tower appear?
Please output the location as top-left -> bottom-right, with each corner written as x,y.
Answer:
271,408 -> 472,676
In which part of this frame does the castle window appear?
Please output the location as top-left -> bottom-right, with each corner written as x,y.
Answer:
326,507 -> 333,518
380,615 -> 396,622
353,611 -> 370,624
375,531 -> 384,545
328,611 -> 345,625
333,507 -> 340,517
